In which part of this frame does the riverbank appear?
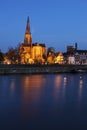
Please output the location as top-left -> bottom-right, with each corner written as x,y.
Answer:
0,64 -> 87,74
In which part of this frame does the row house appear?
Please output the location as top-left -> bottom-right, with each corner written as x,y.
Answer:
75,50 -> 87,64
64,43 -> 87,64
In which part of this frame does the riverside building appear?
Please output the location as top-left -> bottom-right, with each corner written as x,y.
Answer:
65,43 -> 87,64
20,17 -> 47,64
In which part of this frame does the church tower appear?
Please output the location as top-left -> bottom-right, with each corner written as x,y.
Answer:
24,16 -> 32,47
20,16 -> 47,64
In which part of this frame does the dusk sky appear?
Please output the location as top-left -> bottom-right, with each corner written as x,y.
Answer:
0,0 -> 87,52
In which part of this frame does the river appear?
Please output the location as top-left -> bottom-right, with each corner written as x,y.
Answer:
0,73 -> 87,129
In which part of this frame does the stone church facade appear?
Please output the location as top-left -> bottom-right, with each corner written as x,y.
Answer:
20,17 -> 47,64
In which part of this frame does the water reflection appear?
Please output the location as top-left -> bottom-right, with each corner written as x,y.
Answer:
54,75 -> 62,97
54,75 -> 66,101
63,75 -> 68,87
78,75 -> 83,98
10,79 -> 15,96
54,75 -> 62,88
1,74 -> 87,129
20,75 -> 46,113
21,75 -> 45,99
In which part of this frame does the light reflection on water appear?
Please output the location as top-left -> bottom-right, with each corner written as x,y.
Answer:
20,75 -> 46,115
78,75 -> 83,98
10,79 -> 15,96
54,75 -> 63,98
0,74 -> 87,129
63,76 -> 68,87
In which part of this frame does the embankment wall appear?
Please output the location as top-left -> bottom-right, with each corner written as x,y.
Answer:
0,64 -> 87,74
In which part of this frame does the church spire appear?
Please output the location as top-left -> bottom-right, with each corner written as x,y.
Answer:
24,16 -> 32,45
25,16 -> 31,34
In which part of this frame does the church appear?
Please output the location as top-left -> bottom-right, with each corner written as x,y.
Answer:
20,17 -> 47,64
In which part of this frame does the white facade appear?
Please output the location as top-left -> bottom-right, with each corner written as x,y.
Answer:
68,56 -> 75,64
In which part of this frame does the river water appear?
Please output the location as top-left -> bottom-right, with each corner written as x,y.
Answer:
0,73 -> 87,130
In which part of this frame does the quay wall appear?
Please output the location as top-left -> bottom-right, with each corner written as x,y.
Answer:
0,64 -> 87,74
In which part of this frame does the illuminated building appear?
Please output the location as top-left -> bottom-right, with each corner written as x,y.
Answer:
55,52 -> 64,64
20,17 -> 47,64
65,43 -> 87,64
68,56 -> 75,64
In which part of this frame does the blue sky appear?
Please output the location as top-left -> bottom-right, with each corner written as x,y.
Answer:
0,0 -> 87,52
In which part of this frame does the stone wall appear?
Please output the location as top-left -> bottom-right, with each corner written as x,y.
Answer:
0,64 -> 87,74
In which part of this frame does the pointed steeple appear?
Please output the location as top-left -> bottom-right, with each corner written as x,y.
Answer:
24,16 -> 32,45
25,16 -> 31,34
